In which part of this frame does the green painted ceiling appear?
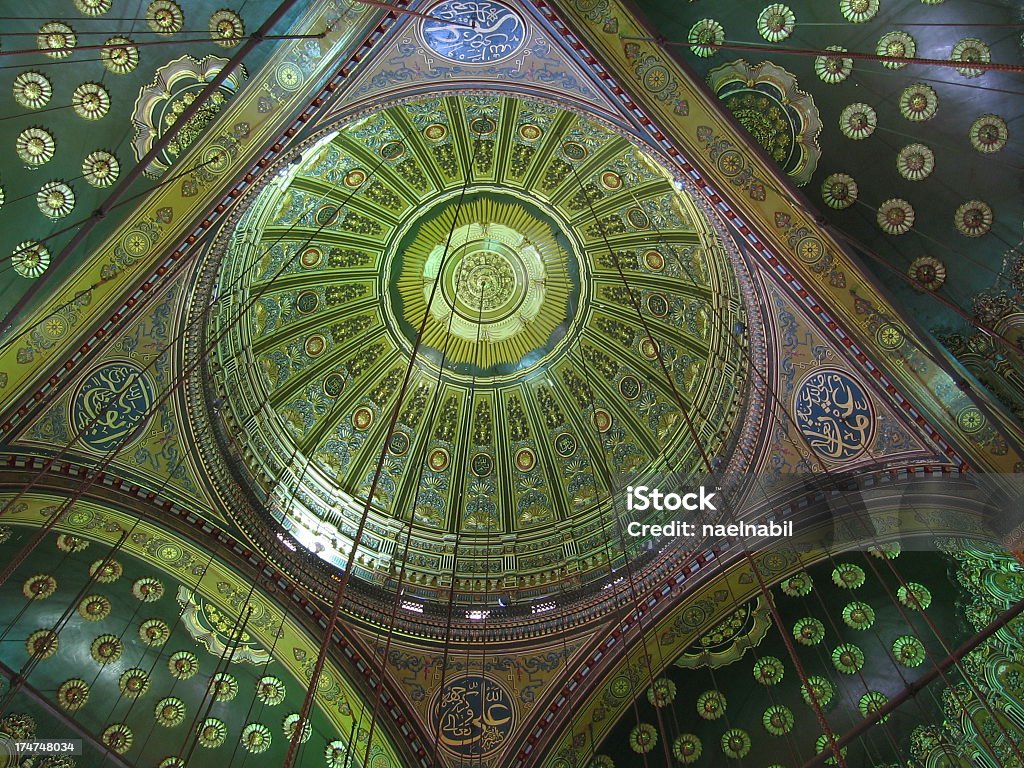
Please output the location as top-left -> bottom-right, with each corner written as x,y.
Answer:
630,0 -> 1022,336
207,93 -> 750,599
0,524 -> 358,768
0,0 -> 300,322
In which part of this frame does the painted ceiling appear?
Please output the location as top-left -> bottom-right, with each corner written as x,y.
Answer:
207,93 -> 749,596
0,1 -> 1022,767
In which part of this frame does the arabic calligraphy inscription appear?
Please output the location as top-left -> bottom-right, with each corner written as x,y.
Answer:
72,362 -> 155,452
422,0 -> 526,64
794,369 -> 874,461
431,674 -> 515,757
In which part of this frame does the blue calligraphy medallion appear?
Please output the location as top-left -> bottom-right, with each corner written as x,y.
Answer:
422,0 -> 526,64
72,362 -> 155,452
432,674 -> 515,757
794,369 -> 874,461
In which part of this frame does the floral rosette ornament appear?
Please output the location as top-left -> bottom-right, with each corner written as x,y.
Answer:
970,114 -> 1008,154
56,533 -> 89,552
13,72 -> 52,110
908,256 -> 946,291
57,679 -> 89,711
90,633 -> 122,664
801,675 -> 834,708
88,558 -> 122,583
898,582 -> 932,610
629,723 -> 657,754
720,729 -> 751,759
77,594 -> 111,621
132,577 -> 164,602
22,574 -> 57,600
897,143 -> 935,181
757,4 -> 795,42
696,690 -> 727,720
101,724 -> 133,755
168,651 -> 199,679
894,635 -> 927,667
841,0 -> 878,23
118,668 -> 150,698
763,704 -> 795,736
877,31 -> 916,69
859,691 -> 890,722
839,103 -> 877,140
816,734 -> 848,766
780,571 -> 813,596
832,563 -> 866,588
687,19 -> 724,58
821,173 -> 858,209
139,618 -> 170,646
954,200 -> 993,237
900,84 -> 938,122
197,718 -> 226,748
842,601 -> 876,630
794,617 -> 826,646
869,542 -> 901,559
242,723 -> 272,754
257,676 -> 287,705
814,46 -> 853,83
753,656 -> 785,685
155,697 -> 186,727
673,734 -> 702,764
832,643 -> 866,674
877,199 -> 915,235
646,677 -> 676,707
951,37 -> 990,77
283,714 -> 312,743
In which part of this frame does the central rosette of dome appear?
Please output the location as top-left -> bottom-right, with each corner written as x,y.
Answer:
427,220 -> 545,340
388,192 -> 584,381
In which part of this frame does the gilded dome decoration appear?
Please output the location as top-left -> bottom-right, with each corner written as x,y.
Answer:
814,46 -> 853,84
16,127 -> 56,166
74,0 -> 112,14
951,37 -> 990,78
821,173 -> 858,210
12,241 -> 50,279
969,114 -> 1008,154
954,200 -> 993,237
201,95 -> 754,609
899,83 -> 938,122
896,143 -> 935,181
36,181 -> 75,220
840,0 -> 878,23
72,83 -> 111,120
100,36 -> 140,75
708,60 -> 821,186
687,19 -> 724,58
13,72 -> 53,110
757,5 -> 795,42
908,256 -> 946,291
838,103 -> 876,140
877,198 -> 915,235
242,723 -> 272,753
37,22 -> 76,59
209,9 -> 245,47
56,679 -> 89,711
147,0 -> 184,35
877,31 -> 916,69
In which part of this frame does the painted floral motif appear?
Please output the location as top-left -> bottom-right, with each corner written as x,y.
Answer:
12,242 -> 50,279
100,36 -> 139,74
899,84 -> 938,121
242,723 -> 272,754
139,618 -> 170,646
90,634 -> 123,664
155,697 -> 186,727
801,675 -> 834,707
26,630 -> 59,660
780,571 -> 812,596
757,4 -> 794,42
22,574 -> 56,600
77,594 -> 111,621
209,10 -> 244,47
687,19 -> 724,58
877,31 -> 916,69
842,601 -> 876,630
82,151 -> 120,187
168,651 -> 199,679
37,181 -> 75,219
832,563 -> 866,588
897,143 -> 934,181
209,673 -> 238,702
324,739 -> 347,766
646,677 -> 676,707
197,717 -> 227,748
821,173 -> 858,209
13,72 -> 52,109
88,558 -> 123,583
101,724 -> 133,755
898,582 -> 932,610
696,690 -> 726,720
877,199 -> 915,235
794,617 -> 825,646
954,200 -> 993,237
75,0 -> 111,13
839,103 -> 876,140
969,114 -> 1008,154
119,668 -> 150,698
762,704 -> 794,736
815,735 -> 847,764
831,643 -> 865,674
147,1 -> 184,34
672,734 -> 702,764
16,127 -> 56,166
907,256 -> 946,291
256,676 -> 286,706
56,534 -> 89,552
951,37 -> 990,77
840,0 -> 878,23
629,723 -> 657,754
72,83 -> 111,120
282,714 -> 311,743
893,634 -> 926,667
720,729 -> 751,759
814,46 -> 852,83
753,656 -> 784,685
57,679 -> 89,711
859,691 -> 890,722
132,577 -> 164,602
38,23 -> 76,58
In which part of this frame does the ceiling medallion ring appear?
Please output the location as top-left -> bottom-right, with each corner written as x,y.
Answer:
381,185 -> 592,386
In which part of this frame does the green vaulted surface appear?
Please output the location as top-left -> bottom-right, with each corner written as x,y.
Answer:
206,93 -> 750,596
